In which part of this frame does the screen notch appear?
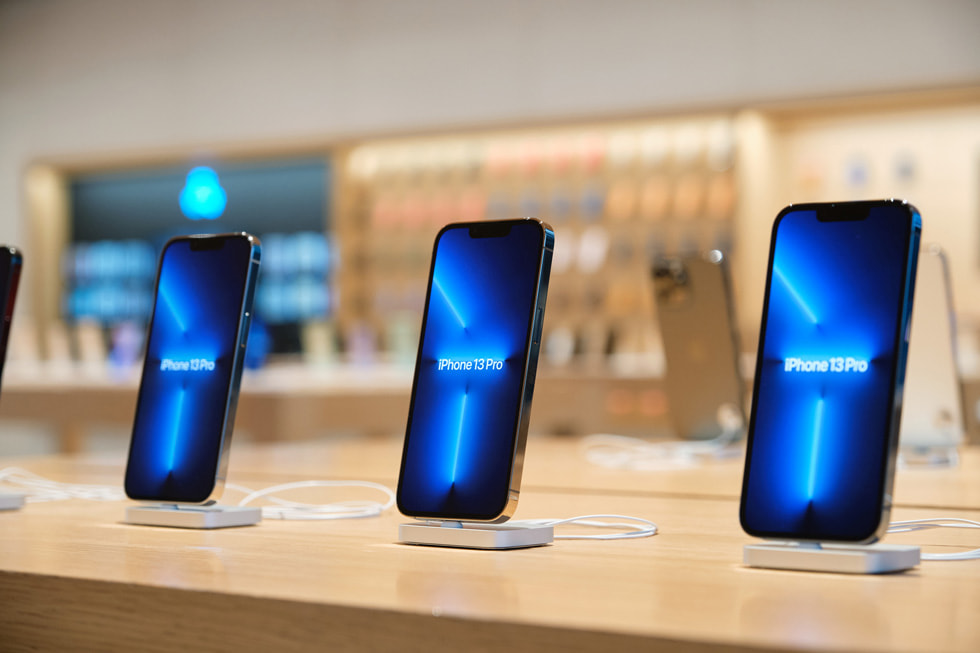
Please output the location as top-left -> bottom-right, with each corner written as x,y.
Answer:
817,204 -> 871,222
189,235 -> 227,251
469,222 -> 513,238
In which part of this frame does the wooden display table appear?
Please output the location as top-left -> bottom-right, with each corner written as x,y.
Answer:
2,439 -> 980,652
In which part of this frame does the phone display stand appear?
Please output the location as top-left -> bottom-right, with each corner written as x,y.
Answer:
399,520 -> 554,550
697,439 -> 744,460
686,404 -> 746,460
743,541 -> 920,574
0,492 -> 26,511
899,445 -> 959,468
125,503 -> 261,529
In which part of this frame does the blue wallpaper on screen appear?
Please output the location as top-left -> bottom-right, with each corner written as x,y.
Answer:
398,221 -> 547,520
741,204 -> 919,541
125,236 -> 257,503
0,247 -> 21,390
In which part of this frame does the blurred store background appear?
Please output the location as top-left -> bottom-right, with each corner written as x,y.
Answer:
1,0 -> 979,455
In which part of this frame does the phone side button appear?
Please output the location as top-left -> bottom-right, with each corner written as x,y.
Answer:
526,344 -> 539,394
240,312 -> 251,349
532,308 -> 543,345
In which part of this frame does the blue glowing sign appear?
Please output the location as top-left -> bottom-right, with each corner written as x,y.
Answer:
179,167 -> 227,220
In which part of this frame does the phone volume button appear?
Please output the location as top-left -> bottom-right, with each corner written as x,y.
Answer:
240,312 -> 252,348
532,308 -> 543,344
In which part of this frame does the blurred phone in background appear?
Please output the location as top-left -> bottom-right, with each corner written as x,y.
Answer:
899,244 -> 964,465
652,250 -> 744,441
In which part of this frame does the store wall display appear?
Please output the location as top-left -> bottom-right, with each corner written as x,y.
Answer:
12,90 -> 980,449
63,240 -> 157,325
339,117 -> 738,371
772,101 -> 980,342
66,158 -> 331,356
741,201 -> 921,543
125,234 -> 260,504
254,232 -> 330,324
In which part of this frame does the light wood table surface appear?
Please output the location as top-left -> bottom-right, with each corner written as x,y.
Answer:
12,435 -> 980,512
222,436 -> 980,511
3,440 -> 980,652
525,437 -> 980,512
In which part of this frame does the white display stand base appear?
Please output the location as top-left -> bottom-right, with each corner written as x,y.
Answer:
125,504 -> 262,529
0,492 -> 26,511
899,445 -> 959,468
399,521 -> 554,550
744,542 -> 920,574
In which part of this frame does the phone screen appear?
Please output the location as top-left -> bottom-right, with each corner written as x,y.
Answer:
740,202 -> 920,542
125,234 -> 258,503
397,220 -> 551,521
0,247 -> 22,388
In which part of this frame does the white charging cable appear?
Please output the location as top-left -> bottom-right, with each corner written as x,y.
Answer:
0,467 -> 395,521
583,405 -> 745,470
888,517 -> 980,561
509,514 -> 658,540
0,466 -> 126,502
582,434 -> 736,470
224,480 -> 396,521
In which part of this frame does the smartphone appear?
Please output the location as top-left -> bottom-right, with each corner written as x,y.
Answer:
652,250 -> 744,440
740,200 -> 921,543
899,244 -> 964,458
397,218 -> 554,522
0,246 -> 22,388
124,233 -> 261,504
